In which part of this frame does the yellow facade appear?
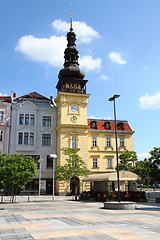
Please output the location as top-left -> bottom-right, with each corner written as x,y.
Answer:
88,130 -> 134,173
54,92 -> 90,195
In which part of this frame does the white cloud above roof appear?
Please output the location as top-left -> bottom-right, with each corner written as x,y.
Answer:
79,55 -> 102,72
15,35 -> 66,67
139,93 -> 160,109
108,52 -> 127,65
0,93 -> 8,96
137,152 -> 151,160
100,74 -> 109,81
52,19 -> 100,43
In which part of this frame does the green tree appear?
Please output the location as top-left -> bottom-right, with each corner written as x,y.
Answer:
149,147 -> 160,183
0,153 -> 37,202
149,147 -> 160,166
117,150 -> 137,171
55,148 -> 90,200
133,158 -> 152,185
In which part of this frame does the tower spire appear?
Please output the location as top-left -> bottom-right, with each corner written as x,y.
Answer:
70,13 -> 73,32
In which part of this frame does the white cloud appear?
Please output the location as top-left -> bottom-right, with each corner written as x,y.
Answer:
0,93 -> 8,96
100,74 -> 109,81
79,55 -> 102,72
139,93 -> 160,109
52,19 -> 100,43
88,116 -> 112,120
137,152 -> 151,160
108,52 -> 127,65
15,35 -> 67,67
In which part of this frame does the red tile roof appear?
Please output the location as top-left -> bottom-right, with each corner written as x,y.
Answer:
0,96 -> 11,103
87,120 -> 133,131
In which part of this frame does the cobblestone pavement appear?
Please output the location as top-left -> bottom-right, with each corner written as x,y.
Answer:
0,195 -> 160,240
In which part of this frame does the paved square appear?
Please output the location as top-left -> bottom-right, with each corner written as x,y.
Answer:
0,196 -> 160,239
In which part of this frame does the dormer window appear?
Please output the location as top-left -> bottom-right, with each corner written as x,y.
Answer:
104,121 -> 111,130
91,121 -> 97,129
117,122 -> 124,130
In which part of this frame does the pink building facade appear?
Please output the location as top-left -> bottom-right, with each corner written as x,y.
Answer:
0,96 -> 11,154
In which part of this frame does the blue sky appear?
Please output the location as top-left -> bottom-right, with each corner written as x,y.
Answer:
1,0 -> 160,159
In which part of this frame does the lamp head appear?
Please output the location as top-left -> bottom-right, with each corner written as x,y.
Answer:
108,94 -> 120,101
50,154 -> 57,159
38,158 -> 43,164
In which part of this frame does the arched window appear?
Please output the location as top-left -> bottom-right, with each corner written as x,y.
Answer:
72,137 -> 77,149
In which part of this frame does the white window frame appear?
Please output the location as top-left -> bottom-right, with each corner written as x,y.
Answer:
93,158 -> 98,168
92,136 -> 97,146
0,111 -> 4,122
72,137 -> 77,149
106,136 -> 111,147
119,136 -> 125,147
107,158 -> 113,169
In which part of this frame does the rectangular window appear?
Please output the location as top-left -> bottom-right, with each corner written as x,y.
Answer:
93,158 -> 98,168
43,116 -> 51,127
72,137 -> 77,148
107,158 -> 113,169
92,136 -> 97,146
0,111 -> 4,122
24,132 -> 28,145
25,114 -> 29,125
42,134 -> 51,146
46,155 -> 53,169
30,133 -> 34,145
106,137 -> 111,147
30,115 -> 35,125
120,137 -> 125,147
18,132 -> 23,144
72,156 -> 77,167
19,114 -> 24,125
0,130 -> 3,141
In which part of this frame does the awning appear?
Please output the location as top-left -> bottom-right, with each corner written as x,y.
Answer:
82,171 -> 140,182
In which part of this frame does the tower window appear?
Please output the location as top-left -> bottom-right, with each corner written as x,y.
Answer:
72,137 -> 77,149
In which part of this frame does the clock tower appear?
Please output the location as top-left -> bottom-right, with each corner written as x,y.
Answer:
54,15 -> 90,195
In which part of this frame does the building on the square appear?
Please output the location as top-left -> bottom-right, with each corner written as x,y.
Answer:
0,94 -> 12,154
54,16 -> 90,195
9,91 -> 57,194
54,17 -> 136,195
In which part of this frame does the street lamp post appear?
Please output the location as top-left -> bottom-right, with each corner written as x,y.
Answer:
38,158 -> 44,196
50,154 -> 57,201
108,94 -> 121,202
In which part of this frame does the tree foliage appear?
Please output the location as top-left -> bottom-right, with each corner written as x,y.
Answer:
0,153 -> 37,202
56,148 -> 90,182
55,148 -> 90,199
118,150 -> 137,171
117,149 -> 160,185
149,147 -> 160,166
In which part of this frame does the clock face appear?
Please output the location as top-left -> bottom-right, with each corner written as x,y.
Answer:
71,105 -> 78,113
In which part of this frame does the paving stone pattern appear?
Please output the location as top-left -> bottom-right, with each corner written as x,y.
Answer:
0,195 -> 160,240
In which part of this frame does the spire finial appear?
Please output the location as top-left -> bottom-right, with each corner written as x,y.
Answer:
70,13 -> 73,31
